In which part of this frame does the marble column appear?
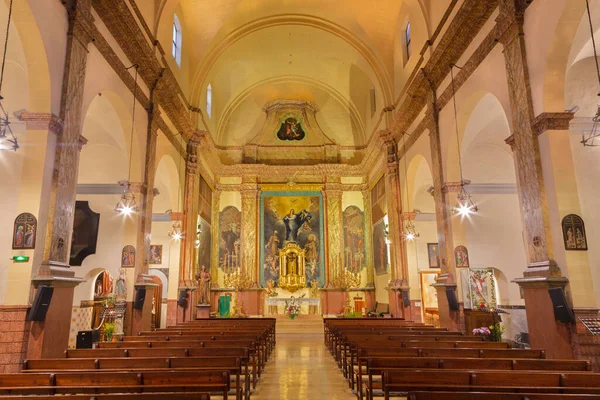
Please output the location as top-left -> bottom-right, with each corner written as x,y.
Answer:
240,179 -> 259,286
380,131 -> 411,319
210,189 -> 221,288
28,0 -> 91,360
498,0 -> 572,359
427,105 -> 460,330
325,180 -> 343,281
362,189 -> 377,311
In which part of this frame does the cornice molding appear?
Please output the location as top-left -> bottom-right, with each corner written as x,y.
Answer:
14,111 -> 63,134
531,112 -> 575,136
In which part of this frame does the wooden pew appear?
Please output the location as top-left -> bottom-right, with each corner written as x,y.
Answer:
408,393 -> 600,400
0,394 -> 211,400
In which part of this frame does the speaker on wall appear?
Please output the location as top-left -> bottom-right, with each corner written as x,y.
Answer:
548,287 -> 575,324
403,291 -> 410,308
133,287 -> 146,310
446,287 -> 459,311
178,289 -> 188,308
27,285 -> 54,322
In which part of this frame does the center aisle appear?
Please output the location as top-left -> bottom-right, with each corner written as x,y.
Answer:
253,315 -> 356,400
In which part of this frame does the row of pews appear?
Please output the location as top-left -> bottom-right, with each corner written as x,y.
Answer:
0,317 -> 276,400
325,318 -> 600,400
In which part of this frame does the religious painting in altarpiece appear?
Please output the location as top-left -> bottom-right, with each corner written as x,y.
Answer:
260,192 -> 325,288
372,218 -> 389,276
197,217 -> 212,276
219,206 -> 241,273
343,206 -> 366,273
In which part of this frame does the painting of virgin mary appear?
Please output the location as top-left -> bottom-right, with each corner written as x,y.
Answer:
276,117 -> 305,141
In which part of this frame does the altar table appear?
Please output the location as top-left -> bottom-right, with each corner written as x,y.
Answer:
265,297 -> 321,314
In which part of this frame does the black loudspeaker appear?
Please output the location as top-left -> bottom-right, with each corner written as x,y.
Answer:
446,287 -> 459,311
27,286 -> 54,321
403,291 -> 410,308
133,287 -> 146,310
178,289 -> 188,308
549,287 -> 575,323
76,329 -> 100,349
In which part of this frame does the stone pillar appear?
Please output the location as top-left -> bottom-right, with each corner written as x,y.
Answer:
426,107 -> 460,330
210,189 -> 221,289
362,189 -> 375,288
176,132 -> 201,322
380,132 -> 411,319
131,109 -> 160,334
499,0 -> 572,359
27,0 -> 92,360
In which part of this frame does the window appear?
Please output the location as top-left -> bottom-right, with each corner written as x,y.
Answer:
172,14 -> 182,67
370,88 -> 376,117
405,21 -> 412,61
206,83 -> 212,119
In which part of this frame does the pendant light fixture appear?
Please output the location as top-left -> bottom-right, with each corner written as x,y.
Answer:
450,63 -> 478,217
581,0 -> 600,146
115,64 -> 140,215
168,134 -> 185,240
401,132 -> 419,241
0,0 -> 18,152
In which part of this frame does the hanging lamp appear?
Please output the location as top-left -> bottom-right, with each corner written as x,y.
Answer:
0,0 -> 18,151
401,132 -> 419,241
581,0 -> 600,146
168,134 -> 185,240
450,63 -> 478,217
115,64 -> 140,215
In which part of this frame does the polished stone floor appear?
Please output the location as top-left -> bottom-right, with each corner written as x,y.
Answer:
253,332 -> 356,400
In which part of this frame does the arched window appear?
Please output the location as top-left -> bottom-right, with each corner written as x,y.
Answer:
405,21 -> 412,61
172,14 -> 182,67
206,83 -> 212,119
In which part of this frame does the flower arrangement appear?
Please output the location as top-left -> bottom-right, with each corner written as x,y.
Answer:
103,321 -> 116,342
285,303 -> 300,319
473,324 -> 506,342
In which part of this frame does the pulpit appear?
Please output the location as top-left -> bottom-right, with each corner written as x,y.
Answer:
278,243 -> 306,293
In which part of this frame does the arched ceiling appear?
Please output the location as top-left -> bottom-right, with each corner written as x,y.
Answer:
153,0 -> 431,148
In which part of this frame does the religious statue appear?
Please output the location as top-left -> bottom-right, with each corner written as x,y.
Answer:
309,279 -> 319,298
115,268 -> 127,300
278,243 -> 306,293
197,265 -> 212,305
283,209 -> 311,242
287,253 -> 298,275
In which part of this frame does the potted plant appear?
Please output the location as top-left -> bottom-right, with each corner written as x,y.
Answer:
285,302 -> 300,320
103,321 -> 116,342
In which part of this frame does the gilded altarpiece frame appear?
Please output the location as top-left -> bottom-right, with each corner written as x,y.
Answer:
260,191 -> 325,288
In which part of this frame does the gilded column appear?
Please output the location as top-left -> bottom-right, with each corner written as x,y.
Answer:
240,180 -> 259,285
178,132 -> 202,288
37,0 -> 92,278
380,131 -> 408,287
362,189 -> 375,287
325,180 -> 343,280
210,189 -> 221,287
498,0 -> 571,359
134,110 -> 160,284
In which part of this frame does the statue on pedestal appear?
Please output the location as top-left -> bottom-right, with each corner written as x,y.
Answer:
197,265 -> 212,305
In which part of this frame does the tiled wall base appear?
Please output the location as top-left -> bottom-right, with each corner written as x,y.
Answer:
0,306 -> 30,373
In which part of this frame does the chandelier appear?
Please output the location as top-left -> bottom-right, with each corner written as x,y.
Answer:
450,63 -> 478,216
401,132 -> 419,241
115,64 -> 140,215
581,0 -> 600,146
0,0 -> 18,152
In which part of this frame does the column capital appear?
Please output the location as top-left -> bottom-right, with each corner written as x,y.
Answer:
77,134 -> 88,151
442,180 -> 470,194
531,112 -> 575,136
14,111 -> 63,134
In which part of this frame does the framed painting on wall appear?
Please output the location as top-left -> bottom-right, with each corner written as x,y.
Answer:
121,245 -> 135,268
372,218 -> 389,276
342,205 -> 366,273
427,243 -> 440,268
562,214 -> 587,251
454,245 -> 469,268
149,245 -> 163,265
13,213 -> 37,250
461,267 -> 497,310
70,201 -> 100,266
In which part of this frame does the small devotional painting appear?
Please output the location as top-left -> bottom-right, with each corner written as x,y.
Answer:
149,245 -> 163,265
373,218 -> 389,276
562,214 -> 587,251
427,243 -> 440,268
13,213 -> 37,250
276,117 -> 305,141
121,245 -> 135,268
454,245 -> 470,268
343,206 -> 366,273
219,206 -> 241,273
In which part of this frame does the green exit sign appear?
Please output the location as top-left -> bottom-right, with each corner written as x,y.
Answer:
11,255 -> 29,263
